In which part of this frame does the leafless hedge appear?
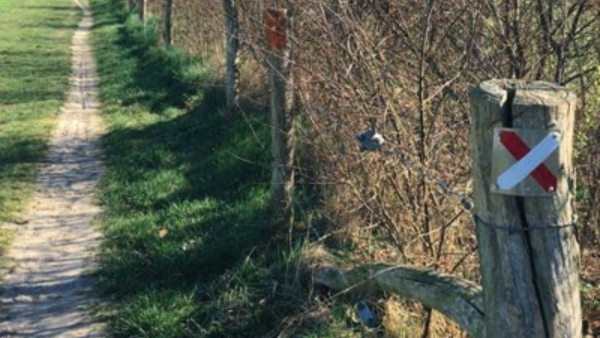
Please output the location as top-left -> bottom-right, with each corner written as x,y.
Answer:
133,0 -> 600,335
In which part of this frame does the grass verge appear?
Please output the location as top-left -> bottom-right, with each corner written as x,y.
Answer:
91,1 -> 384,336
92,1 -> 293,337
0,0 -> 79,254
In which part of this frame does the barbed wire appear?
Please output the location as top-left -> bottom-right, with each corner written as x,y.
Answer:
357,129 -> 577,233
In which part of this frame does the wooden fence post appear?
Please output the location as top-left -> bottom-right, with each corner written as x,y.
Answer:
265,8 -> 295,228
470,80 -> 581,338
138,0 -> 146,22
223,0 -> 240,116
164,0 -> 173,46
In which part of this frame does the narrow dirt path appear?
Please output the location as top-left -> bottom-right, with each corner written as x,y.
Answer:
0,1 -> 105,337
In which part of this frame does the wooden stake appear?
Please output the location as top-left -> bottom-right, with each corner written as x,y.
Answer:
164,0 -> 173,46
265,8 -> 294,229
223,0 -> 240,116
470,80 -> 581,338
137,0 -> 145,21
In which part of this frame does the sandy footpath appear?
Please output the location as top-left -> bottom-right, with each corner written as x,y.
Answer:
0,1 -> 106,336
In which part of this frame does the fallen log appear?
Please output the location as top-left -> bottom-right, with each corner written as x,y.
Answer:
308,250 -> 485,338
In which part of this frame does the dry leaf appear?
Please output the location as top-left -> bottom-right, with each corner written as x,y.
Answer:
158,228 -> 168,238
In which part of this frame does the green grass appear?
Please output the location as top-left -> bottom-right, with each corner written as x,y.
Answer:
91,1 -> 289,337
0,0 -> 79,243
90,1 -> 373,337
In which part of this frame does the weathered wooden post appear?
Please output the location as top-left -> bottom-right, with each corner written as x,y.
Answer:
223,0 -> 240,116
137,0 -> 146,22
265,8 -> 295,228
470,80 -> 581,338
163,0 -> 173,46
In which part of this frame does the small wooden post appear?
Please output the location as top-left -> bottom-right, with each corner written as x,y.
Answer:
470,80 -> 581,338
164,0 -> 173,46
138,0 -> 146,22
127,0 -> 134,12
265,8 -> 295,228
223,0 -> 240,116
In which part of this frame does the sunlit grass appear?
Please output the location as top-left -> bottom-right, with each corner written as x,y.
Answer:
0,0 -> 79,264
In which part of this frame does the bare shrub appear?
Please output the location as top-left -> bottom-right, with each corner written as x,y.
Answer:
133,0 -> 600,335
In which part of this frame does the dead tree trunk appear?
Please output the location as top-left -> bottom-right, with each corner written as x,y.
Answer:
470,80 -> 581,338
223,0 -> 240,116
265,9 -> 295,229
164,0 -> 173,46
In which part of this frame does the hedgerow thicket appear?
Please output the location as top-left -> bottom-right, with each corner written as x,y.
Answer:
125,0 -> 600,336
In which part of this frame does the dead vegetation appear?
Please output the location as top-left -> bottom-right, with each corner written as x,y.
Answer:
133,0 -> 599,336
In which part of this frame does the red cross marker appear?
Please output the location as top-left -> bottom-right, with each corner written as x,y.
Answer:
497,130 -> 559,192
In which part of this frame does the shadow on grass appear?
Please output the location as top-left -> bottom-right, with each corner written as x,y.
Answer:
21,22 -> 81,30
0,136 -> 50,169
0,136 -> 50,223
99,98 -> 272,289
94,0 -> 200,111
0,90 -> 67,105
90,1 -> 306,337
23,5 -> 75,11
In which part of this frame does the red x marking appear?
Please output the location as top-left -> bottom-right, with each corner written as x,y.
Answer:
499,130 -> 557,191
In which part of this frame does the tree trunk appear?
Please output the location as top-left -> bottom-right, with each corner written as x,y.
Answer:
470,80 -> 581,338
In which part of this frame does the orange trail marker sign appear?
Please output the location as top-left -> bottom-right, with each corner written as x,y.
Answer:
265,9 -> 287,51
